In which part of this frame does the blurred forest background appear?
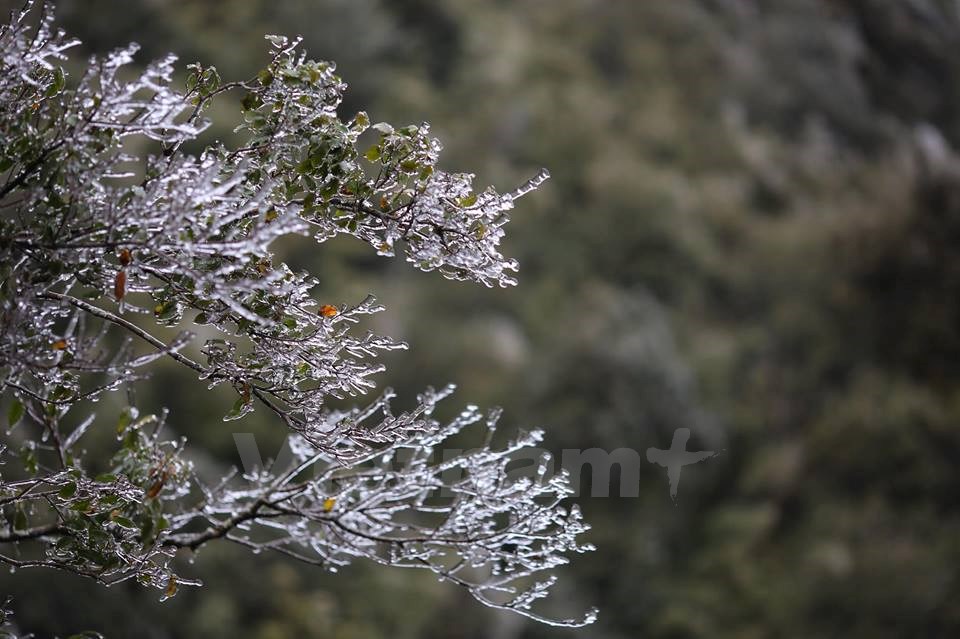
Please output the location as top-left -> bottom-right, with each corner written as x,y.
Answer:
3,0 -> 960,637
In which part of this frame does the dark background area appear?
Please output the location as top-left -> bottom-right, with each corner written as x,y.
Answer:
3,0 -> 960,637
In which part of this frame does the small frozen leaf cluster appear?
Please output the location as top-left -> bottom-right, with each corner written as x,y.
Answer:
0,2 -> 594,627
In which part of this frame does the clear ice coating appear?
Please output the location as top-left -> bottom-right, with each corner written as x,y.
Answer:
0,2 -> 594,627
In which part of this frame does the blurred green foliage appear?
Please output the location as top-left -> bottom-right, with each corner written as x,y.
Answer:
3,0 -> 960,636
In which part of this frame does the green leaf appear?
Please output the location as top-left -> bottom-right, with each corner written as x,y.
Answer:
364,145 -> 381,162
353,111 -> 370,131
201,67 -> 221,93
224,397 -> 252,421
116,406 -> 138,435
257,68 -> 274,86
241,92 -> 261,111
21,444 -> 37,475
13,507 -> 28,531
7,399 -> 24,427
46,66 -> 65,96
58,482 -> 78,499
50,385 -> 73,402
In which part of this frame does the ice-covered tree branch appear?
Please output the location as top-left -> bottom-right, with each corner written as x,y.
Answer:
0,1 -> 594,627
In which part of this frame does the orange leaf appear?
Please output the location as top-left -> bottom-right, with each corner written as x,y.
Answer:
51,339 -> 68,350
319,304 -> 338,318
145,471 -> 167,499
323,497 -> 336,512
145,481 -> 163,499
114,270 -> 126,302
164,576 -> 178,599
